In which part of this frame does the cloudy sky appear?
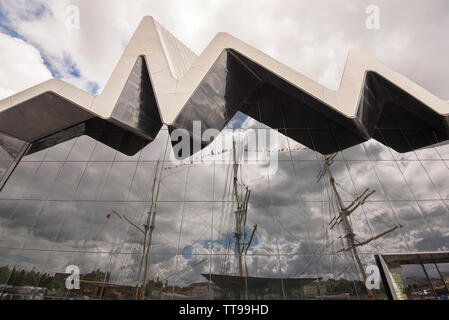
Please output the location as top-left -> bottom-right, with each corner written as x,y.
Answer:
0,0 -> 448,100
1,0 -> 449,292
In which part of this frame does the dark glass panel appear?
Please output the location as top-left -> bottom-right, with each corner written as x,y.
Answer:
90,133 -> 121,161
286,130 -> 317,160
111,56 -> 163,140
309,130 -> 340,156
333,129 -> 366,152
172,50 -> 261,142
33,132 -> 79,162
260,101 -> 285,129
282,101 -> 309,129
0,132 -> 28,191
239,103 -> 261,123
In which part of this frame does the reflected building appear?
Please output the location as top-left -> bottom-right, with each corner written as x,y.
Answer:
376,252 -> 449,300
0,16 -> 449,301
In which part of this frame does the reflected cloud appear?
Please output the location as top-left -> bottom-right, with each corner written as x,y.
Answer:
0,112 -> 448,300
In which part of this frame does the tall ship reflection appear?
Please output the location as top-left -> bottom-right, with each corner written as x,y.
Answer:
202,139 -> 320,300
199,139 -> 401,300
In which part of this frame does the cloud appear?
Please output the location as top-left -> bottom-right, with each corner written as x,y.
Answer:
0,0 -> 449,290
1,0 -> 448,99
0,32 -> 51,99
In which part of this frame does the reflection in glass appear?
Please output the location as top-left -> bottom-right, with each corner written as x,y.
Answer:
1,96 -> 449,300
378,253 -> 449,300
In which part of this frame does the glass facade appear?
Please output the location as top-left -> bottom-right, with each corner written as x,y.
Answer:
377,252 -> 449,300
0,132 -> 27,188
1,83 -> 449,300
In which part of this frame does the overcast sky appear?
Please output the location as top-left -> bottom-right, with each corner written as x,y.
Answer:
0,0 -> 448,100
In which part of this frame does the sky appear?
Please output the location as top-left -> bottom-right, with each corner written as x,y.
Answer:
0,0 -> 448,100
0,0 -> 449,289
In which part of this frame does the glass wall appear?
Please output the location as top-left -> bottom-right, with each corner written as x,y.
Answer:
0,132 -> 27,188
1,92 -> 449,300
378,252 -> 449,300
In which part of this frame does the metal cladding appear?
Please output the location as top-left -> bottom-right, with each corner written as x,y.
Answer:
0,16 -> 448,156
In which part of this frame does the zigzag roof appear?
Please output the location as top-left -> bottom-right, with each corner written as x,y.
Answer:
0,16 -> 448,155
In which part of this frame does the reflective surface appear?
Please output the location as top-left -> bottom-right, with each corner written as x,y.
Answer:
0,132 -> 27,190
172,50 -> 260,142
0,92 -> 93,143
172,50 -> 449,156
1,98 -> 449,300
112,56 -> 163,141
378,252 -> 449,300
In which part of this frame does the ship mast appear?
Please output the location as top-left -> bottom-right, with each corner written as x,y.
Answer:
232,139 -> 257,277
317,153 -> 400,299
139,159 -> 163,300
109,159 -> 162,300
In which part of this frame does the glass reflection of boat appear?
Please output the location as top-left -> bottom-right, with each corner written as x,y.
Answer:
203,274 -> 322,300
207,142 -> 401,300
317,153 -> 400,299
200,141 -> 323,300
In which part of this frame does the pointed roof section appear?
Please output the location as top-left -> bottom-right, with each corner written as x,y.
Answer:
0,16 -> 447,155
